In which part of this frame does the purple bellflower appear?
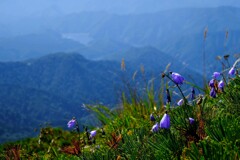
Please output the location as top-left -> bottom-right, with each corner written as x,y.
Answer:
210,87 -> 216,98
151,123 -> 159,132
171,72 -> 184,85
229,67 -> 235,76
67,119 -> 76,128
150,113 -> 156,121
90,130 -> 97,139
189,118 -> 195,125
209,79 -> 215,88
212,72 -> 220,79
160,113 -> 170,129
177,99 -> 184,106
218,80 -> 224,92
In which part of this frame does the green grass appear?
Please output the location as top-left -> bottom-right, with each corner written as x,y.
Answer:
0,66 -> 240,159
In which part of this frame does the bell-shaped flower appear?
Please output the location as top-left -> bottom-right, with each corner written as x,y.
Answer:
189,117 -> 195,124
218,80 -> 224,92
210,87 -> 216,98
160,113 -> 170,129
151,123 -> 159,132
212,72 -> 220,79
209,79 -> 215,88
228,67 -> 235,76
177,99 -> 184,106
67,119 -> 76,128
171,72 -> 184,85
218,81 -> 224,88
150,113 -> 156,121
90,130 -> 97,139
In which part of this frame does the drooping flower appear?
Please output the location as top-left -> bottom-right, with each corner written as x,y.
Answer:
171,72 -> 184,85
160,113 -> 170,129
166,89 -> 171,103
228,67 -> 235,76
177,99 -> 184,106
150,113 -> 156,121
212,72 -> 220,79
209,79 -> 215,88
218,80 -> 224,92
191,87 -> 195,100
189,117 -> 195,125
210,87 -> 216,98
151,123 -> 159,132
90,130 -> 97,139
67,119 -> 76,128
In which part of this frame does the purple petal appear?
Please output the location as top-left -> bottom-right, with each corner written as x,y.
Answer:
67,119 -> 76,128
209,79 -> 215,88
150,114 -> 156,121
160,113 -> 170,129
212,72 -> 220,79
177,99 -> 184,106
210,87 -> 216,98
218,80 -> 224,88
189,117 -> 195,124
228,67 -> 235,76
151,123 -> 159,132
90,130 -> 97,139
172,72 -> 184,85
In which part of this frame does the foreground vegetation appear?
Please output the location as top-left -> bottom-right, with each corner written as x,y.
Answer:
1,58 -> 240,159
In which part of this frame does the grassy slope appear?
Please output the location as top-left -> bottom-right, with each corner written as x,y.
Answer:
0,66 -> 239,159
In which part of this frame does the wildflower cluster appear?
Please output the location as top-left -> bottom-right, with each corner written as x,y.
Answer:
151,112 -> 170,132
208,66 -> 236,98
62,61 -> 239,159
151,64 -> 238,134
151,71 -> 197,132
67,118 -> 97,141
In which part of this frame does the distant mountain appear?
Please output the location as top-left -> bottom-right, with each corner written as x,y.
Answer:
1,7 -> 240,73
0,53 -> 123,143
1,0 -> 240,21
0,30 -> 128,62
0,31 -> 86,61
85,39 -> 131,60
0,53 -> 122,105
0,84 -> 85,143
54,7 -> 240,73
108,46 -> 202,86
159,30 -> 240,73
52,7 -> 240,43
107,46 -> 182,70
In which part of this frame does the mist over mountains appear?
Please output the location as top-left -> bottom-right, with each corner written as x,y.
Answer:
1,0 -> 240,17
1,6 -> 240,72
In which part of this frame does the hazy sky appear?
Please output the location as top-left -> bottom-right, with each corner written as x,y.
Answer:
1,0 -> 240,36
1,0 -> 240,17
